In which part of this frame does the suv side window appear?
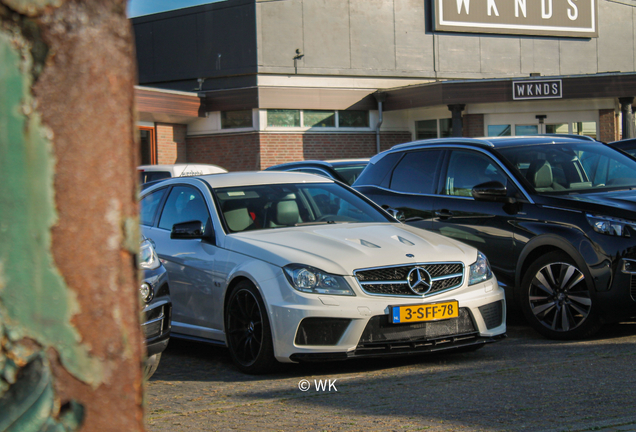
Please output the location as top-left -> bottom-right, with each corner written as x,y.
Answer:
390,150 -> 443,194
140,188 -> 167,226
158,186 -> 210,231
443,151 -> 507,196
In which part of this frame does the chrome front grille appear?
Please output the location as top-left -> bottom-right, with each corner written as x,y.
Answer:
354,263 -> 464,297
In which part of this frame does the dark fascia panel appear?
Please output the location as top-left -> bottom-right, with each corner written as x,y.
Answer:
200,87 -> 259,112
383,73 -> 636,111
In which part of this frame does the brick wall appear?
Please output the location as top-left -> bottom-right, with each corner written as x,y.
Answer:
463,114 -> 485,138
156,123 -> 187,164
598,109 -> 618,142
183,131 -> 413,171
260,132 -> 413,169
186,132 -> 260,171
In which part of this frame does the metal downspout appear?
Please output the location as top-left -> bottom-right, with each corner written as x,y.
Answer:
374,92 -> 387,154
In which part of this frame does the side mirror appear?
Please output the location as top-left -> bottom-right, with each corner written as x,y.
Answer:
171,219 -> 215,243
472,181 -> 516,204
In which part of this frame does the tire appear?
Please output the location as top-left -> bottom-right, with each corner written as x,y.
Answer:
520,251 -> 602,340
225,280 -> 278,374
144,353 -> 161,380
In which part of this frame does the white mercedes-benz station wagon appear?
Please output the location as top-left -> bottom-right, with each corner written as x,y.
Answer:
139,171 -> 506,373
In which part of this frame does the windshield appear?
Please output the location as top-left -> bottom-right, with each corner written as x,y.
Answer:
497,143 -> 636,194
214,182 -> 394,233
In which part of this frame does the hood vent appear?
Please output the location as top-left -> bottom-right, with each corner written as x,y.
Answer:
346,238 -> 381,248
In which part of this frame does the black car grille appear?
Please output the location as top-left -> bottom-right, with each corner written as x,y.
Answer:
358,308 -> 476,345
631,275 -> 636,302
354,263 -> 464,297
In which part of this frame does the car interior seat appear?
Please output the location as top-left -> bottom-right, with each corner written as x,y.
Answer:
267,199 -> 301,227
223,200 -> 254,232
526,159 -> 555,191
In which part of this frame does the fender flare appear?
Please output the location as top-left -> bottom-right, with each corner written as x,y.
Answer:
515,233 -> 599,292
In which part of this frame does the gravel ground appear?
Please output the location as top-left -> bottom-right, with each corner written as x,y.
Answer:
145,323 -> 636,432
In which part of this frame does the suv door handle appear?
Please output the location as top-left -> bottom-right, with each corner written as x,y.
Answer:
435,210 -> 453,219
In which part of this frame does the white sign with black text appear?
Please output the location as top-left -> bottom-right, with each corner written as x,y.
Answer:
513,79 -> 563,100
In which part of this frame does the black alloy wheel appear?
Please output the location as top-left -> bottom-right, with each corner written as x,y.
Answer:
225,280 -> 277,374
520,251 -> 601,340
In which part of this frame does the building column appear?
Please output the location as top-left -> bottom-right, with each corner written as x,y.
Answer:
448,104 -> 465,137
619,97 -> 635,139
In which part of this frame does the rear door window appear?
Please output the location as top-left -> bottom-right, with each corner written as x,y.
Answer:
389,150 -> 443,195
140,188 -> 167,226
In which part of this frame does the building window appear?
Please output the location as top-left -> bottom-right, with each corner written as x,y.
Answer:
515,125 -> 539,135
546,123 -> 568,134
266,109 -> 369,128
416,120 -> 437,139
267,109 -> 301,127
573,121 -> 597,139
304,110 -> 336,127
339,111 -> 369,128
439,119 -> 453,137
221,110 -> 253,129
488,125 -> 512,137
415,119 -> 452,139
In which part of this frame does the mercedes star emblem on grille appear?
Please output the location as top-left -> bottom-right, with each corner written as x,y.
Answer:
407,267 -> 433,295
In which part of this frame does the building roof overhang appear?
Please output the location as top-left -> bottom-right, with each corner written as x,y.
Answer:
380,72 -> 636,111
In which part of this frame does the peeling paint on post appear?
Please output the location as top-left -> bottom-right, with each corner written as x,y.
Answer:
0,1 -> 143,431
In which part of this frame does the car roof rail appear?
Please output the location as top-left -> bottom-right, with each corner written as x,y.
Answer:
532,133 -> 598,142
390,137 -> 496,151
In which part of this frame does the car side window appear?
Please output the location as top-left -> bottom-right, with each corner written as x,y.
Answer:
443,151 -> 507,197
158,186 -> 210,231
390,150 -> 442,194
140,189 -> 167,226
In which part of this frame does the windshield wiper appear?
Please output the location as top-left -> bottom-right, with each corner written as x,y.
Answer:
295,220 -> 343,226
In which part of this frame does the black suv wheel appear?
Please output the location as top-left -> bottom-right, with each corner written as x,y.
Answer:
520,251 -> 602,340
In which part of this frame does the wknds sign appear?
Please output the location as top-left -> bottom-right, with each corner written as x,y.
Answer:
513,79 -> 563,100
434,0 -> 597,38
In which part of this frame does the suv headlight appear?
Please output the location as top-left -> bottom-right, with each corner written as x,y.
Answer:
587,214 -> 634,237
283,264 -> 355,296
469,251 -> 493,286
139,238 -> 161,270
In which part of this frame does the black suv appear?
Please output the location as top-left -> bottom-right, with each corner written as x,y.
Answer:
354,136 -> 636,339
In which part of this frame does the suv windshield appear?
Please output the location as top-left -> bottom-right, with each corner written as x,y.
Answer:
214,182 -> 394,233
497,142 -> 636,194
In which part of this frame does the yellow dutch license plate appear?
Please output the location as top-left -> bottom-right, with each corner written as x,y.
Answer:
390,301 -> 459,324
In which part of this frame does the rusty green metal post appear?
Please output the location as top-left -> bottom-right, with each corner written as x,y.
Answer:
0,1 -> 144,431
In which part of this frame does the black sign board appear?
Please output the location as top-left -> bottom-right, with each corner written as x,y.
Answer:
513,79 -> 562,100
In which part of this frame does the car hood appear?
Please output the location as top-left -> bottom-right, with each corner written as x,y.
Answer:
546,189 -> 636,215
224,223 -> 477,275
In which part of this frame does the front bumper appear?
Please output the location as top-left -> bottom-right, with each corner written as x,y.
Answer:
142,265 -> 172,357
595,257 -> 636,323
263,273 -> 506,363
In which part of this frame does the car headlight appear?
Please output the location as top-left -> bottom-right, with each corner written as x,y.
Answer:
140,282 -> 154,303
283,264 -> 355,296
587,214 -> 634,237
469,251 -> 493,286
139,238 -> 161,270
